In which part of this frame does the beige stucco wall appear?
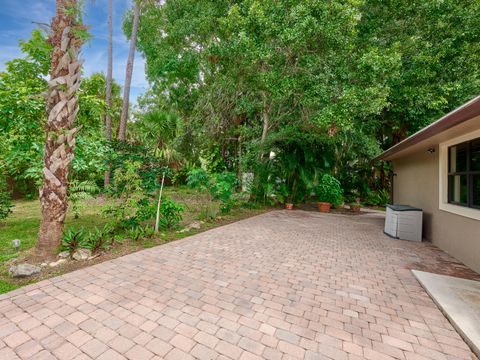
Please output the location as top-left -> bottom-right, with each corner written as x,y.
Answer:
393,148 -> 480,273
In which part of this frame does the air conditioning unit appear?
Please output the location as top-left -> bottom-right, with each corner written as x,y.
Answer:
384,205 -> 423,241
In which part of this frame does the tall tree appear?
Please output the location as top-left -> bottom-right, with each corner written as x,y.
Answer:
118,0 -> 140,141
36,0 -> 86,258
104,0 -> 113,187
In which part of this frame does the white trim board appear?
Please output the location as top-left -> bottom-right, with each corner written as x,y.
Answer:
438,129 -> 480,220
412,270 -> 480,358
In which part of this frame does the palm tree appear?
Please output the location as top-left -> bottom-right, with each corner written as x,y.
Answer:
118,0 -> 140,141
104,0 -> 113,187
36,0 -> 85,258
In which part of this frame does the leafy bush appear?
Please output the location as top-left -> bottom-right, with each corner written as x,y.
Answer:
186,168 -> 210,191
365,189 -> 390,206
108,141 -> 165,194
83,225 -> 115,254
187,169 -> 239,214
61,227 -> 88,255
172,161 -> 196,185
315,174 -> 343,206
104,161 -> 155,229
62,225 -> 116,256
124,226 -> 155,242
211,172 -> 238,202
142,225 -> 156,239
0,176 -> 12,221
68,179 -> 99,219
159,198 -> 184,229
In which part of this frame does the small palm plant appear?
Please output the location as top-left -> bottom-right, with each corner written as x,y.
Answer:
68,180 -> 99,219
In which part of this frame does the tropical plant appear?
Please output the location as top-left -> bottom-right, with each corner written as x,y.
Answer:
83,225 -> 115,254
104,161 -> 155,229
61,227 -> 88,255
187,169 -> 239,214
107,140 -> 164,194
186,168 -> 210,192
365,189 -> 391,207
68,180 -> 100,219
126,226 -> 145,241
159,198 -> 184,229
316,174 -> 344,206
211,172 -> 238,214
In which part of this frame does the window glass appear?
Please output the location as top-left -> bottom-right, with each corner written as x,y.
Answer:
471,140 -> 480,172
473,175 -> 480,207
448,175 -> 468,204
449,143 -> 467,172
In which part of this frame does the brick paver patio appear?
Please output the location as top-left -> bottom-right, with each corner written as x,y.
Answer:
0,210 -> 477,359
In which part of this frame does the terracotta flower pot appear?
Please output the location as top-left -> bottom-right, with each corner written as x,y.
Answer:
285,203 -> 294,210
317,202 -> 331,213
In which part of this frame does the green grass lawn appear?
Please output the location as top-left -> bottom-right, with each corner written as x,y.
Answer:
0,187 -> 267,294
0,198 -> 111,261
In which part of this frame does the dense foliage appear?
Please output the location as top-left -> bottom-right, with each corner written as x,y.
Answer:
2,1 -> 480,209
126,0 -> 480,204
0,175 -> 13,220
0,30 -> 122,197
316,174 -> 343,206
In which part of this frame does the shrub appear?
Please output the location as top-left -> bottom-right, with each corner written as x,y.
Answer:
186,168 -> 210,191
127,225 -> 155,241
211,172 -> 238,202
316,174 -> 343,206
365,189 -> 390,206
61,227 -> 88,255
83,225 -> 115,254
0,176 -> 12,221
104,161 -> 155,229
187,169 -> 239,214
127,227 -> 143,241
159,198 -> 184,229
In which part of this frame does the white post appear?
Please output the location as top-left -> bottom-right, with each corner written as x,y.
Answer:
155,172 -> 166,234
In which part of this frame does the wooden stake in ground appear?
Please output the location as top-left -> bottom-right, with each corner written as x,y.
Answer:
155,172 -> 166,234
36,0 -> 85,258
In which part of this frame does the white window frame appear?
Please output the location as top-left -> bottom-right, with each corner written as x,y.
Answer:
439,129 -> 480,220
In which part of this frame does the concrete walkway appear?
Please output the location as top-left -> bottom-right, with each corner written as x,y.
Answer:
0,210 -> 477,359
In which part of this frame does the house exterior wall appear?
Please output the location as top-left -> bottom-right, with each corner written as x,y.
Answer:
393,148 -> 480,273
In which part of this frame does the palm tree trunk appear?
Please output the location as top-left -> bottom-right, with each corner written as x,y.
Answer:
118,1 -> 140,141
104,0 -> 113,187
36,0 -> 84,258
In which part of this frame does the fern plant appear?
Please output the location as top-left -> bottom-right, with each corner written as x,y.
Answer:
68,179 -> 99,219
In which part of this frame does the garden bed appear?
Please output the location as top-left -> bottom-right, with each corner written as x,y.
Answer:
0,186 -> 270,293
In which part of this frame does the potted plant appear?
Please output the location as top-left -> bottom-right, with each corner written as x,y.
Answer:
284,192 -> 294,210
276,184 -> 294,210
315,174 -> 343,213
